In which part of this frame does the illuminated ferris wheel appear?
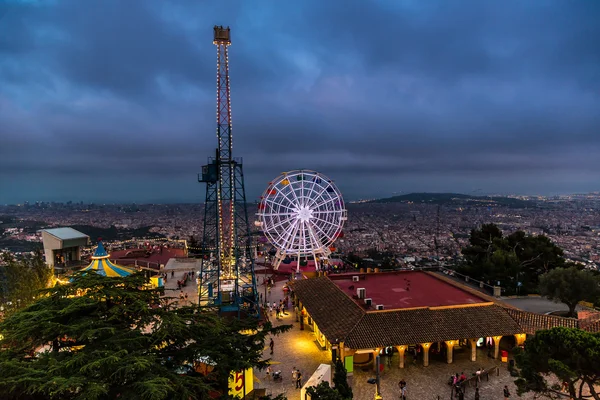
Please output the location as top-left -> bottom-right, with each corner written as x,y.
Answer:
257,170 -> 347,271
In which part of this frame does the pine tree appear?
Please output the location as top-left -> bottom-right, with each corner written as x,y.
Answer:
0,272 -> 289,399
333,360 -> 353,399
305,381 -> 345,400
515,327 -> 600,400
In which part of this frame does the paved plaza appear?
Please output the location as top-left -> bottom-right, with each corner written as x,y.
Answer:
162,268 -> 199,305
256,279 -> 543,400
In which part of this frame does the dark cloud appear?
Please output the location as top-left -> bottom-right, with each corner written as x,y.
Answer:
0,0 -> 599,204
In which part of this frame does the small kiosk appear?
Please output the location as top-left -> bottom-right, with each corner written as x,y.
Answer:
41,227 -> 89,270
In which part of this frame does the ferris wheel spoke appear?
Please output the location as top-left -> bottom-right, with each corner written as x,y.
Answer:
276,184 -> 301,211
302,176 -> 318,208
313,226 -> 334,248
312,209 -> 343,215
267,216 -> 295,234
279,219 -> 301,253
311,214 -> 339,229
299,220 -> 307,252
265,197 -> 294,213
306,222 -> 324,252
312,195 -> 338,210
265,197 -> 295,212
260,212 -> 294,217
285,178 -> 302,205
308,219 -> 329,241
305,180 -> 330,208
303,178 -> 322,209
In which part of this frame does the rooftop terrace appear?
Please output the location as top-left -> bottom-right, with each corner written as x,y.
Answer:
330,271 -> 486,310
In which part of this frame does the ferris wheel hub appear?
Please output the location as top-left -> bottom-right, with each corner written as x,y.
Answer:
295,206 -> 313,222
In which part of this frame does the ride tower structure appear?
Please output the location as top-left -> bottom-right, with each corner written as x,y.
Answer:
198,26 -> 259,318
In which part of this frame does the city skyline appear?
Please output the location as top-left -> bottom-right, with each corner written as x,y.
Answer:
1,0 -> 599,204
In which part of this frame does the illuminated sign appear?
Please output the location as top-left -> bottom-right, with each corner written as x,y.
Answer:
228,368 -> 254,398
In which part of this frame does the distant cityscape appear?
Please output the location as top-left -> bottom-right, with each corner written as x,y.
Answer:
2,192 -> 599,269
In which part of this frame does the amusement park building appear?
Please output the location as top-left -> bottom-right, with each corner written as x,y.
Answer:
291,271 -> 600,370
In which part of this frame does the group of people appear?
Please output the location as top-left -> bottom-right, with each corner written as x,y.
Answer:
176,270 -> 195,290
449,371 -> 473,399
291,367 -> 303,389
448,369 -> 511,400
264,297 -> 290,319
264,365 -> 303,389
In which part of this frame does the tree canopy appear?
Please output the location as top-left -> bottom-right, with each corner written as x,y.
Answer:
460,224 -> 566,295
0,251 -> 53,312
515,327 -> 600,400
0,272 -> 289,400
305,382 -> 346,400
539,267 -> 600,317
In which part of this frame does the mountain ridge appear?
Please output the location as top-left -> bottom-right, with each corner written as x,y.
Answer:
367,192 -> 533,208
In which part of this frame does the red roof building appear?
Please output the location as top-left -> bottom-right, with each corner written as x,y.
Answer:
291,271 -> 597,370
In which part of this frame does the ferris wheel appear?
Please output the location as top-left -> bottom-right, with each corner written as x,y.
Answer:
257,169 -> 347,271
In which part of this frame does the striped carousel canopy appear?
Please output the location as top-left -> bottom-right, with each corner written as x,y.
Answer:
82,241 -> 134,277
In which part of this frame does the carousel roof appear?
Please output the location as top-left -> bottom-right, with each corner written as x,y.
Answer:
81,241 -> 134,277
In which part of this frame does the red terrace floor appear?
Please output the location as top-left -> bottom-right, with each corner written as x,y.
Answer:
274,260 -> 343,275
330,271 -> 486,310
109,248 -> 186,266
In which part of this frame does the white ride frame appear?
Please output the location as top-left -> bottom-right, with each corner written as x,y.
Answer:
256,169 -> 347,271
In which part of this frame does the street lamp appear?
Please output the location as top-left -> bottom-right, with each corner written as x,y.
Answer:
367,355 -> 383,400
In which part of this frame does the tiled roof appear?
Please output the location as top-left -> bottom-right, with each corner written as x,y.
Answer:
290,277 -> 365,341
344,304 -> 522,349
292,276 -> 600,350
504,309 -> 579,334
577,314 -> 600,333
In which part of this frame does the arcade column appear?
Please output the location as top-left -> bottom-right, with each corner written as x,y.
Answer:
421,343 -> 432,367
492,336 -> 503,359
514,333 -> 526,347
468,338 -> 477,362
395,345 -> 406,368
445,340 -> 457,364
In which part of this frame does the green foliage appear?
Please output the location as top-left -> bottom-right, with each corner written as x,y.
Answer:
539,267 -> 600,317
0,272 -> 290,400
0,251 -> 53,311
514,327 -> 600,400
459,224 -> 566,294
333,360 -> 353,399
305,381 -> 346,400
303,362 -> 353,400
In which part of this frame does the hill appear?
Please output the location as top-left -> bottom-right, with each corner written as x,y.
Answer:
368,193 -> 534,208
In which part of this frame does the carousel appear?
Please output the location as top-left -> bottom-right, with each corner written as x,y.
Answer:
81,241 -> 135,277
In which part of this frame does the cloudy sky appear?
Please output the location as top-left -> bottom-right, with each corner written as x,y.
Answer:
1,0 -> 599,204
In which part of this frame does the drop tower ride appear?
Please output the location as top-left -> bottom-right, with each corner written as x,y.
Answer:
198,26 -> 259,318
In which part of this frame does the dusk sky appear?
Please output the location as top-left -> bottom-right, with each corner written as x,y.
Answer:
1,0 -> 599,204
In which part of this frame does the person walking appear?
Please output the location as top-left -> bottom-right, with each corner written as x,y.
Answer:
503,385 -> 511,399
474,387 -> 480,400
266,366 -> 272,381
269,338 -> 274,355
292,367 -> 297,385
296,370 -> 302,389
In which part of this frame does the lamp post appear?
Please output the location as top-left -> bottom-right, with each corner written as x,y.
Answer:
264,255 -> 268,302
373,355 -> 382,400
